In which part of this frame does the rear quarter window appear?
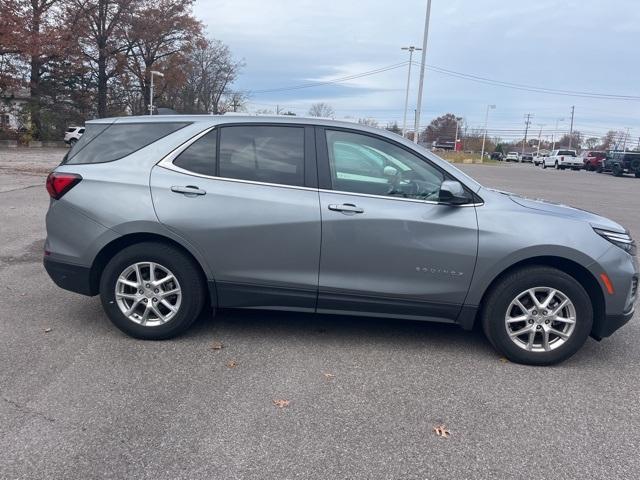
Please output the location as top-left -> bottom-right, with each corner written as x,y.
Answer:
64,122 -> 189,165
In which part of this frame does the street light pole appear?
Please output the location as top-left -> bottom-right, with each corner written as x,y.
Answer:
480,104 -> 496,161
148,70 -> 164,115
401,46 -> 421,139
413,0 -> 432,144
551,117 -> 564,151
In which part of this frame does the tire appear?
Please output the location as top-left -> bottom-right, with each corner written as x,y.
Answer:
69,138 -> 77,147
635,172 -> 640,178
542,162 -> 547,169
481,266 -> 593,366
612,164 -> 623,177
554,161 -> 559,169
596,167 -> 603,173
99,242 -> 206,340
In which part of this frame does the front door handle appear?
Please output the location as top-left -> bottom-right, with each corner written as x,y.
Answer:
171,185 -> 206,196
328,203 -> 364,214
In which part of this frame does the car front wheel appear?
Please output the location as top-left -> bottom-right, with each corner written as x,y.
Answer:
481,266 -> 593,365
99,242 -> 206,339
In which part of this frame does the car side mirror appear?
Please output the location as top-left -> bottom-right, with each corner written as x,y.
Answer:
439,180 -> 470,205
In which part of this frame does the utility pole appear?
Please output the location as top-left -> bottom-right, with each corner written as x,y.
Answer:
480,105 -> 496,162
454,119 -> 459,151
551,117 -> 564,151
413,0 -> 432,144
401,46 -> 421,138
622,127 -> 631,152
536,124 -> 546,157
522,113 -> 533,156
568,105 -> 575,148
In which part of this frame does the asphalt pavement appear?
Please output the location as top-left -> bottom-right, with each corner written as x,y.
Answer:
1,150 -> 639,479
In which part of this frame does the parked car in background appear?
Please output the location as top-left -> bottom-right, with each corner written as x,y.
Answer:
542,149 -> 580,170
490,152 -> 503,161
43,115 -> 638,365
505,152 -> 520,162
521,153 -> 533,163
582,151 -> 607,172
64,126 -> 84,146
602,151 -> 640,178
532,151 -> 549,166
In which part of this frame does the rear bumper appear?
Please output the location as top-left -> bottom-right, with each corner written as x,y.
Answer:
592,309 -> 635,340
43,256 -> 96,296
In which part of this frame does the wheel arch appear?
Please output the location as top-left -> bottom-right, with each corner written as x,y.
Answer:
88,232 -> 215,306
471,256 -> 605,334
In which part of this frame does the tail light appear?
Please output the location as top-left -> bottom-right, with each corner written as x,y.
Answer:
561,156 -> 564,161
46,172 -> 82,199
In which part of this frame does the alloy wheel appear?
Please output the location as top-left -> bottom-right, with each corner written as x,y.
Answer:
115,261 -> 182,326
504,287 -> 576,352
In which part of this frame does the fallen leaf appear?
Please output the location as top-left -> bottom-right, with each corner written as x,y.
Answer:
43,328 -> 52,333
226,359 -> 237,368
323,372 -> 335,380
433,425 -> 450,438
273,399 -> 290,408
499,356 -> 509,363
210,341 -> 224,350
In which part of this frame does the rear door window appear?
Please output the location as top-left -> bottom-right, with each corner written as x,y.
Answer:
218,126 -> 305,187
64,122 -> 189,165
173,130 -> 217,176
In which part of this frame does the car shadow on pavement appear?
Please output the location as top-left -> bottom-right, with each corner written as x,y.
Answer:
183,307 -> 497,359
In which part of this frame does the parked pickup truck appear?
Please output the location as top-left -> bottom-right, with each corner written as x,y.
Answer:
542,149 -> 580,170
601,151 -> 640,178
582,151 -> 607,172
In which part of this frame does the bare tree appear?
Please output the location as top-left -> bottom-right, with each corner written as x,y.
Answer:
166,38 -> 242,114
357,117 -> 378,128
308,102 -> 334,118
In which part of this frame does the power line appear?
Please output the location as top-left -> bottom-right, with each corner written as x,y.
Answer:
414,63 -> 640,101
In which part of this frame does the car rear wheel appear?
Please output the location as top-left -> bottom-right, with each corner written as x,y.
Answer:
542,162 -> 547,169
612,164 -> 623,177
481,266 -> 592,365
99,242 -> 205,339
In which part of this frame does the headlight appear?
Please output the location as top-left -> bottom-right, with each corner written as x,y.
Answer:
594,228 -> 637,255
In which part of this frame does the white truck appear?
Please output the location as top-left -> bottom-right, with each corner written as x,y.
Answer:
542,149 -> 580,170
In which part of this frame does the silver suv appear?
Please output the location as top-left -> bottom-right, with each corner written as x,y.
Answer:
43,116 -> 638,365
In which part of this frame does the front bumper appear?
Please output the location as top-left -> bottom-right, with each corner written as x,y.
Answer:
43,256 -> 96,296
592,309 -> 635,340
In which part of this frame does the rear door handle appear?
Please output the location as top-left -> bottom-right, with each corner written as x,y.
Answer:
328,203 -> 364,214
171,185 -> 206,196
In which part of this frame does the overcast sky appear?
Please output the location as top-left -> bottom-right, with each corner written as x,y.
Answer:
195,0 -> 640,143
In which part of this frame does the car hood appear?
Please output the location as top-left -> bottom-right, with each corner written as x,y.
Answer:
490,189 -> 627,233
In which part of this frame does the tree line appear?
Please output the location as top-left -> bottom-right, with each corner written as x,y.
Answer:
415,113 -> 637,152
0,0 -> 242,140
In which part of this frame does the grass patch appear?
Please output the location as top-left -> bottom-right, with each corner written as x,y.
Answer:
435,151 -> 498,165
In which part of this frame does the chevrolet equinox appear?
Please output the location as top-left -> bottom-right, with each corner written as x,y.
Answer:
44,116 -> 638,365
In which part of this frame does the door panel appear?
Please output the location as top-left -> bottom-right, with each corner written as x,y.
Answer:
317,192 -> 478,320
150,166 -> 321,310
316,127 -> 478,321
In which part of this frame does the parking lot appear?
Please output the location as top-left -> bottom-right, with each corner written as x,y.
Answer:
1,149 -> 639,479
